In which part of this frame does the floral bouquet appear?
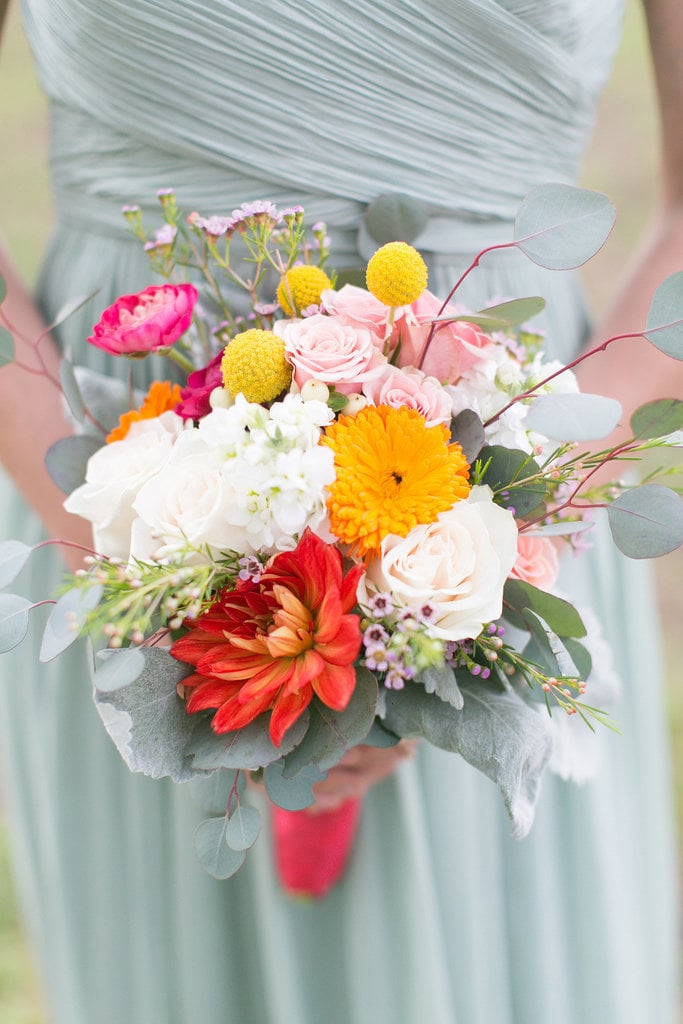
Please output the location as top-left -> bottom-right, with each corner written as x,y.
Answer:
1,185 -> 682,896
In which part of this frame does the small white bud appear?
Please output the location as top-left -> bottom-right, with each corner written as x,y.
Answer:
344,393 -> 368,416
209,387 -> 233,410
301,379 -> 330,403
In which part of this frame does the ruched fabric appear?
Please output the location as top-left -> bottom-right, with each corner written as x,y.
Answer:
0,1 -> 678,1022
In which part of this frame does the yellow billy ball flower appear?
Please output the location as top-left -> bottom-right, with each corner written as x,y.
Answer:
365,241 -> 428,307
277,265 -> 332,315
221,329 -> 293,404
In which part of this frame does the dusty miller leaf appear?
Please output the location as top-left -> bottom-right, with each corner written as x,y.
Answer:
186,709 -> 310,772
417,663 -> 464,710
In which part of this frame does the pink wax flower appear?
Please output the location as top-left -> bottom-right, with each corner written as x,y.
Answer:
362,364 -> 452,428
395,290 -> 490,382
175,350 -> 224,420
274,313 -> 386,394
510,533 -> 561,592
88,283 -> 198,356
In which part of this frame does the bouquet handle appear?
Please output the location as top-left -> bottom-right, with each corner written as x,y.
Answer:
272,797 -> 362,899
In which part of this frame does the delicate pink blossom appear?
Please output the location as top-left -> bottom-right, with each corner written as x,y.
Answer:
362,364 -> 452,427
510,534 -> 560,591
88,283 -> 198,356
320,285 -> 391,349
275,313 -> 386,394
395,290 -> 490,382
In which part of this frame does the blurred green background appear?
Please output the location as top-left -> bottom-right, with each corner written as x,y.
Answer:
0,1 -> 681,1020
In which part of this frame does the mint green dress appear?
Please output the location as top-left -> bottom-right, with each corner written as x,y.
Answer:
1,1 -> 677,1021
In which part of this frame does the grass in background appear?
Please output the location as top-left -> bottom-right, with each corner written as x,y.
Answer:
0,3 -> 680,1021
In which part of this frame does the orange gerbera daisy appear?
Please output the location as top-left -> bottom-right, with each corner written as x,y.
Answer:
171,530 -> 364,747
322,404 -> 470,559
106,380 -> 182,442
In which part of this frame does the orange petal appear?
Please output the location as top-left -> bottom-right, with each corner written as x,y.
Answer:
311,662 -> 356,711
269,687 -> 313,746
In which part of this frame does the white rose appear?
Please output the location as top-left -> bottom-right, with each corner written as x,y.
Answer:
360,487 -> 518,641
63,412 -> 184,559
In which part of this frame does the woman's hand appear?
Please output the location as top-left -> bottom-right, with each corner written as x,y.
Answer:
308,740 -> 417,813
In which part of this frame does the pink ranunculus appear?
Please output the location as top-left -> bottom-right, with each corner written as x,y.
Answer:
88,283 -> 198,356
362,364 -> 452,428
320,285 -> 391,350
274,313 -> 386,395
395,290 -> 491,383
510,533 -> 560,592
175,350 -> 224,420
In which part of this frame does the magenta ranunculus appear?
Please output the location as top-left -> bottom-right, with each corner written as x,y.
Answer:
88,283 -> 199,356
175,351 -> 224,420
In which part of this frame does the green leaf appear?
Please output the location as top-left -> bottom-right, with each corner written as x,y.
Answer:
475,296 -> 545,327
92,644 -> 145,691
503,579 -> 586,638
563,639 -> 592,682
607,484 -> 683,558
47,290 -> 99,333
0,326 -> 14,368
189,768 -> 245,816
522,610 -> 580,679
451,409 -> 485,463
478,446 -> 546,515
382,681 -> 552,838
525,393 -> 622,441
72,367 -> 144,435
0,594 -> 32,653
630,398 -> 683,439
194,817 -> 246,879
417,663 -> 464,709
363,719 -> 400,748
186,709 -> 310,773
93,647 -> 201,783
333,267 -> 366,289
281,668 -> 378,777
0,540 -> 33,589
645,272 -> 683,359
264,759 -> 325,810
39,584 -> 104,662
60,358 -> 86,423
522,521 -> 592,538
514,184 -> 616,270
364,193 -> 429,246
225,804 -> 262,852
0,272 -> 6,304
327,389 -> 349,413
44,435 -> 102,494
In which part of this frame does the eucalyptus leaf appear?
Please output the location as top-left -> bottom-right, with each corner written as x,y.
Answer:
417,663 -> 464,710
92,644 -> 145,691
0,272 -> 6,304
607,484 -> 683,558
451,409 -> 485,463
382,681 -> 552,837
281,668 -> 378,777
189,768 -> 245,816
475,296 -> 545,327
333,267 -> 367,290
644,272 -> 683,359
525,393 -> 622,441
0,326 -> 14,368
0,595 -> 32,653
630,398 -> 683,439
39,584 -> 104,662
187,709 -> 310,772
93,647 -> 202,782
74,367 -> 144,435
45,435 -> 102,494
523,520 -> 592,538
434,313 -> 511,330
60,358 -> 86,423
503,579 -> 586,638
514,184 -> 616,270
363,718 -> 400,748
225,804 -> 262,852
264,759 -> 325,810
48,290 -> 99,332
194,817 -> 246,880
364,193 -> 429,245
478,446 -> 546,515
0,540 -> 33,589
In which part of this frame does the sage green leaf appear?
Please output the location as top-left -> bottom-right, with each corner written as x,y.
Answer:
92,645 -> 145,691
281,668 -> 378,777
194,817 -> 246,879
0,272 -> 6,304
417,663 -> 464,710
644,272 -> 683,359
39,584 -> 104,662
264,759 -> 325,810
48,290 -> 99,332
0,540 -> 33,589
525,393 -> 622,441
433,299 -> 545,332
45,435 -> 102,494
503,579 -> 586,638
630,398 -> 683,439
187,709 -> 310,772
333,267 -> 366,289
0,595 -> 32,653
382,681 -> 552,838
74,367 -> 144,435
363,719 -> 400,748
607,484 -> 683,558
225,804 -> 262,852
563,639 -> 592,682
60,358 -> 86,423
364,193 -> 429,245
93,647 -> 202,782
478,446 -> 546,515
514,184 -> 616,270
451,409 -> 485,463
522,610 -> 580,679
0,326 -> 14,368
189,768 -> 245,816
523,521 -> 592,538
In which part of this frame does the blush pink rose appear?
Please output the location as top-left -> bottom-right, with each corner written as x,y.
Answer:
510,534 -> 560,592
395,290 -> 491,383
362,365 -> 452,428
320,285 -> 391,349
88,283 -> 198,356
274,313 -> 386,394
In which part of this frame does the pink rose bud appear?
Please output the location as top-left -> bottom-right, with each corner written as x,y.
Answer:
88,283 -> 198,356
